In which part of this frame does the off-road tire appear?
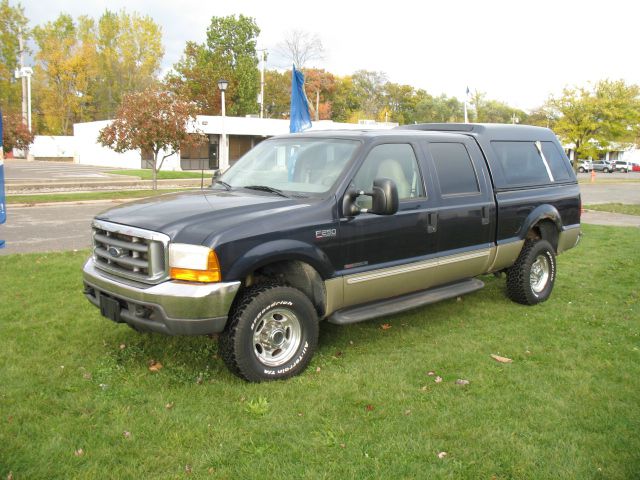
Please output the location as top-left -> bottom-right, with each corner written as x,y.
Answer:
506,239 -> 556,305
219,283 -> 318,382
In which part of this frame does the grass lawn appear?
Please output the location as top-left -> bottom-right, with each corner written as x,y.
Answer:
110,169 -> 207,180
585,203 -> 640,216
1,225 -> 638,479
7,189 -> 190,205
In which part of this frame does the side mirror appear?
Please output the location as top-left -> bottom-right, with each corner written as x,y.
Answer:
369,178 -> 399,215
342,178 -> 399,217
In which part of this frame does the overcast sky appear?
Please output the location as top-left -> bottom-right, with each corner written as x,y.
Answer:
18,0 -> 640,111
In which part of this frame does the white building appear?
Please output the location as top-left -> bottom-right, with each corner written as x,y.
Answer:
71,116 -> 397,172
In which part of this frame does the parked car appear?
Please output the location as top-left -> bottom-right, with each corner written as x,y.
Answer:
633,163 -> 640,172
590,160 -> 615,173
615,161 -> 633,173
577,160 -> 592,173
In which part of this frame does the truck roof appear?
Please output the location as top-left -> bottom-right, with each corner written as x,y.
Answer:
397,123 -> 559,142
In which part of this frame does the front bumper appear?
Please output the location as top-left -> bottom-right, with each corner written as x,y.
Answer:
82,258 -> 240,335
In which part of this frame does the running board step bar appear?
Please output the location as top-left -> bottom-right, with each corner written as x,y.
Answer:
327,278 -> 485,325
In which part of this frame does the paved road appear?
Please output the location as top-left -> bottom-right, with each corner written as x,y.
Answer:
4,159 -> 120,183
579,182 -> 640,204
0,201 -> 123,255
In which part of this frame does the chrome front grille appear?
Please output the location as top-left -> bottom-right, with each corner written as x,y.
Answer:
92,220 -> 170,284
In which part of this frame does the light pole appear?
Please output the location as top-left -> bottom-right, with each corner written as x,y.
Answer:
217,78 -> 229,171
14,66 -> 33,133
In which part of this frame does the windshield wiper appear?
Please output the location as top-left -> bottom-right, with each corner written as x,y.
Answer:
212,179 -> 232,191
243,185 -> 289,198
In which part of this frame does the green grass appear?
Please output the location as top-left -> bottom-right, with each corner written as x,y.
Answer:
585,203 -> 640,216
1,225 -> 639,479
7,189 -> 191,205
110,169 -> 207,180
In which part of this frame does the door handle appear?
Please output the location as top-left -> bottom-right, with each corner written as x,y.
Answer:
427,212 -> 438,234
481,206 -> 490,225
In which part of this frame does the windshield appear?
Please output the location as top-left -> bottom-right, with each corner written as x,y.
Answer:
219,138 -> 360,196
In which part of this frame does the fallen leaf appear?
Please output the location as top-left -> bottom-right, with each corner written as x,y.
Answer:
148,360 -> 163,372
208,467 -> 215,474
83,372 -> 92,380
165,402 -> 175,410
185,464 -> 192,474
456,296 -> 462,302
297,412 -> 303,417
491,354 -> 513,363
340,443 -> 346,448
119,343 -> 126,350
456,379 -> 470,386
316,367 -> 321,373
404,409 -> 412,416
427,371 -> 436,376
365,404 -> 375,411
74,448 -> 84,457
7,471 -> 14,480
437,451 -> 447,459
380,323 -> 392,330
349,340 -> 354,345
334,351 -> 343,357
420,385 -> 429,391
196,376 -> 204,385
435,376 -> 443,383
123,431 -> 131,439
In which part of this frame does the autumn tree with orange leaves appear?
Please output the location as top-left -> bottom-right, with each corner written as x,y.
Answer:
98,88 -> 206,190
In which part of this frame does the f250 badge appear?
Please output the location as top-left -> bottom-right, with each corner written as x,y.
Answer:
315,228 -> 337,239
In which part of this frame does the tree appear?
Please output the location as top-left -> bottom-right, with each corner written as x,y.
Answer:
548,79 -> 640,161
263,69 -> 290,119
1,110 -> 34,153
32,14 -> 98,134
98,88 -> 205,190
0,0 -> 29,114
276,30 -> 323,69
93,10 -> 164,119
351,70 -> 387,119
168,15 -> 260,117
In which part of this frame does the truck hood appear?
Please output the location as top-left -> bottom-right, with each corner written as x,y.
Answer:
95,189 -> 311,245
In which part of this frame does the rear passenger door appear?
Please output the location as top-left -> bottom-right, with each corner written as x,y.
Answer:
420,138 -> 495,281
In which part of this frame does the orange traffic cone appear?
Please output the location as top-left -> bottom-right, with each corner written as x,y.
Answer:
590,169 -> 596,183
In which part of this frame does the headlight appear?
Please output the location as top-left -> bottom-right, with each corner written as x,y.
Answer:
169,244 -> 221,283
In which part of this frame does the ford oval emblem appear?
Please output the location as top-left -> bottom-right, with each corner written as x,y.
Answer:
108,246 -> 124,258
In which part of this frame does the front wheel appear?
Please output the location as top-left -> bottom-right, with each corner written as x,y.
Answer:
578,167 -> 585,173
219,284 -> 318,382
506,239 -> 556,305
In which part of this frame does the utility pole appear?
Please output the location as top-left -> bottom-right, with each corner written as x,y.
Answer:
19,29 -> 27,127
315,90 -> 320,122
259,49 -> 266,118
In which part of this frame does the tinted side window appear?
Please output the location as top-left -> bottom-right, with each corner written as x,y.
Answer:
541,141 -> 571,181
429,142 -> 479,195
352,144 -> 425,208
491,141 -> 550,185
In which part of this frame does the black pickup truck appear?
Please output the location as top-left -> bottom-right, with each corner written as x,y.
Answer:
83,123 -> 581,381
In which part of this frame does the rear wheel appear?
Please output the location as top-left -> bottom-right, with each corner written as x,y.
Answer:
219,283 -> 318,382
506,240 -> 556,305
578,167 -> 585,173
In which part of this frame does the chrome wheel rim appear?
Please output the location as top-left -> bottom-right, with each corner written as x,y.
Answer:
530,255 -> 550,294
252,308 -> 302,367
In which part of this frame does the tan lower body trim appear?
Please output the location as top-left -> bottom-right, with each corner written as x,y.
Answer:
487,240 -> 525,273
324,247 -> 494,313
557,225 -> 581,253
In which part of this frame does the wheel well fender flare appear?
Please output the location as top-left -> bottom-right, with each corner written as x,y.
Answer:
225,239 -> 334,283
520,204 -> 562,249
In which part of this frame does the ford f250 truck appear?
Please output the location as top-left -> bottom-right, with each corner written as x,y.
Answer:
83,123 -> 581,381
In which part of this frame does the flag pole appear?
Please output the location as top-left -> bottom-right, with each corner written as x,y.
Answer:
464,86 -> 469,123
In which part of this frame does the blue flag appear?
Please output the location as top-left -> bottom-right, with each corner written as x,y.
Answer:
289,65 -> 312,133
0,110 -> 5,248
